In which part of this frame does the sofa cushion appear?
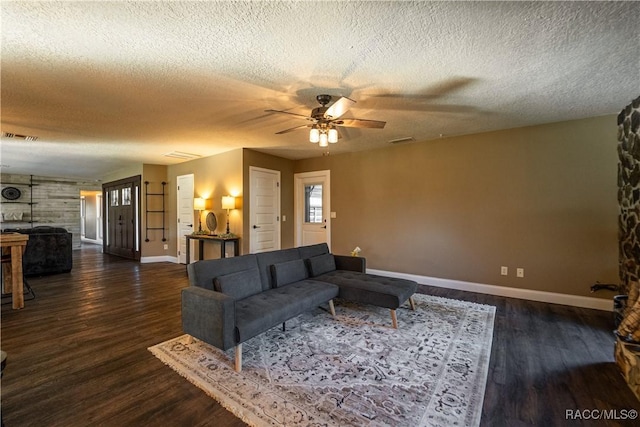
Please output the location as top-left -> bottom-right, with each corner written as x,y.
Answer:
213,268 -> 262,300
235,280 -> 339,343
270,258 -> 308,287
187,255 -> 259,290
297,243 -> 330,259
313,270 -> 417,309
256,248 -> 301,290
306,253 -> 336,277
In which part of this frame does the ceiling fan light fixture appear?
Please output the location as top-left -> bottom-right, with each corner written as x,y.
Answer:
319,132 -> 329,147
328,128 -> 338,143
309,127 -> 320,143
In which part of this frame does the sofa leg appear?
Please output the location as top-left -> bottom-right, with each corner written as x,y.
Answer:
328,299 -> 336,317
409,296 -> 416,311
234,344 -> 242,372
390,310 -> 398,329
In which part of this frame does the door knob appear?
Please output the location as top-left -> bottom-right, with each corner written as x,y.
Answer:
187,224 -> 193,227
253,225 -> 260,229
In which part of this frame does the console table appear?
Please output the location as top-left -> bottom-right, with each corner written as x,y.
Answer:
185,234 -> 240,264
1,233 -> 29,309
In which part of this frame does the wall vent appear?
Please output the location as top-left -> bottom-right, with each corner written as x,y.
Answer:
2,132 -> 38,141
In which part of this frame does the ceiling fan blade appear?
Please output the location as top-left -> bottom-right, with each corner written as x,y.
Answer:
324,96 -> 356,119
334,118 -> 386,129
264,109 -> 311,120
275,124 -> 312,134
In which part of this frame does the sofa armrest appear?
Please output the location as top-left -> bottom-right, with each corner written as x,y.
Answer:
334,255 -> 366,273
181,287 -> 236,351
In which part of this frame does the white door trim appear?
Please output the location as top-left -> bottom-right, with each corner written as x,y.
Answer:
294,170 -> 331,250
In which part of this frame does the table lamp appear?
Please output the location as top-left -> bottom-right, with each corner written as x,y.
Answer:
221,196 -> 235,234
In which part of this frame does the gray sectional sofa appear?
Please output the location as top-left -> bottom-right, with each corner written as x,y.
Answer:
182,243 -> 417,371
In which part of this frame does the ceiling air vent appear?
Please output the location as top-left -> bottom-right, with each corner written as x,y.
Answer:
163,151 -> 202,160
388,137 -> 414,144
2,132 -> 38,141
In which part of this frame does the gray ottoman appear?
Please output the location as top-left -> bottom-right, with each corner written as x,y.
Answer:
313,270 -> 418,328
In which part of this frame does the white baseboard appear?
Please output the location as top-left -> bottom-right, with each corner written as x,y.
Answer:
367,268 -> 614,312
140,255 -> 179,264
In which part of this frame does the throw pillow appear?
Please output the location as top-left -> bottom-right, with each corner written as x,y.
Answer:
306,253 -> 336,277
213,268 -> 262,300
270,259 -> 308,287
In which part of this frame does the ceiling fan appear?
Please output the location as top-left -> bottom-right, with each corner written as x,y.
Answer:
265,94 -> 386,147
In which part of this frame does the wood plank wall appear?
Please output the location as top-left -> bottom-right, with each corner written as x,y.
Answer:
1,173 -> 100,249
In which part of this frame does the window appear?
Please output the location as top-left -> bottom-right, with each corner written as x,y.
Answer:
304,184 -> 323,223
122,187 -> 132,206
110,189 -> 119,206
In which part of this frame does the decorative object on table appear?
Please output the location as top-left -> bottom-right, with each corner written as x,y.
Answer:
1,187 -> 21,200
221,195 -> 235,234
193,197 -> 206,233
150,293 -> 495,427
350,246 -> 361,256
205,211 -> 217,234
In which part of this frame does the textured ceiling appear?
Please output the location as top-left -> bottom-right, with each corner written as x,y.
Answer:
1,1 -> 638,179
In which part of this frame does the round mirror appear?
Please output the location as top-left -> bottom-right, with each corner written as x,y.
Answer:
206,212 -> 217,233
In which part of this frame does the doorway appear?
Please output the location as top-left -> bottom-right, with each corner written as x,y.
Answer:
294,170 -> 330,249
80,190 -> 103,245
103,176 -> 141,260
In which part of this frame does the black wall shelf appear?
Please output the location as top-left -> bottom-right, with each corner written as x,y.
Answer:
1,175 -> 38,227
144,181 -> 166,242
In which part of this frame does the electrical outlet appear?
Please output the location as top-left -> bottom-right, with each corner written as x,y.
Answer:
516,268 -> 524,278
163,244 -> 168,250
500,266 -> 508,276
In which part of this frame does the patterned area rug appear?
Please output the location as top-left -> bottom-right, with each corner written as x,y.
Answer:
149,294 -> 495,426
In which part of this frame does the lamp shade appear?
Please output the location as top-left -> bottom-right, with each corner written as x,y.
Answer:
328,128 -> 338,143
309,128 -> 320,143
221,196 -> 235,210
319,132 -> 328,147
193,197 -> 206,211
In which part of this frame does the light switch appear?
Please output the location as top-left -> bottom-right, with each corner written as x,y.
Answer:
330,212 -> 337,218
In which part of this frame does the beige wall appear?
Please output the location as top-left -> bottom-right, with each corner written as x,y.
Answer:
166,149 -> 243,259
100,164 -> 143,185
242,149 -> 296,253
141,164 -> 169,257
295,115 -> 619,298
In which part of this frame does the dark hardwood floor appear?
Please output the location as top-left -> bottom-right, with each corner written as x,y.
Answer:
1,245 -> 639,426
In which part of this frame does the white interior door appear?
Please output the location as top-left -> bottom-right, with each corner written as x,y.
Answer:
177,174 -> 195,263
295,170 -> 330,249
249,167 -> 281,253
